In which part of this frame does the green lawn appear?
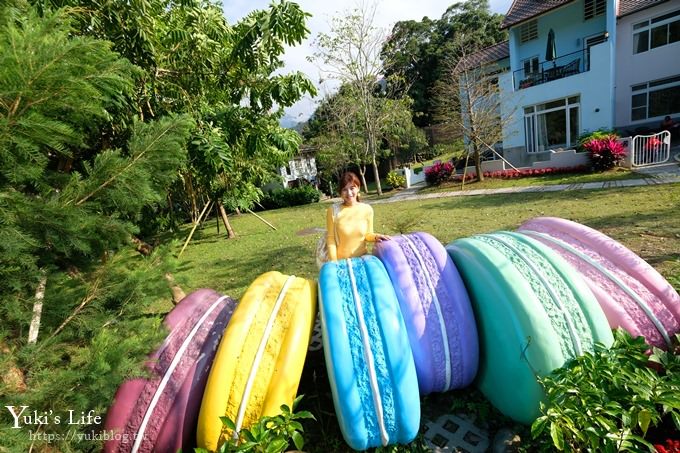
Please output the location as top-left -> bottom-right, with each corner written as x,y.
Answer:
170,182 -> 680,452
174,181 -> 680,300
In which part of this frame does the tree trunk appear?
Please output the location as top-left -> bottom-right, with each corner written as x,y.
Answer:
215,203 -> 220,234
372,156 -> 382,195
165,273 -> 186,305
358,166 -> 369,194
28,270 -> 47,344
218,201 -> 236,238
473,144 -> 484,182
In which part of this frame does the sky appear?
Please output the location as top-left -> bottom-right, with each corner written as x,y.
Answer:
222,0 -> 514,123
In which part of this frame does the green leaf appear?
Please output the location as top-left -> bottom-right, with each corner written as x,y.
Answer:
220,416 -> 237,431
531,416 -> 549,438
637,409 -> 652,435
550,422 -> 564,450
264,437 -> 288,453
292,430 -> 304,450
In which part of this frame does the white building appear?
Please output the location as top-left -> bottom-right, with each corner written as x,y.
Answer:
278,146 -> 318,187
470,0 -> 679,167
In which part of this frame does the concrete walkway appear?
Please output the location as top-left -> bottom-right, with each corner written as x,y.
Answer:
374,159 -> 680,205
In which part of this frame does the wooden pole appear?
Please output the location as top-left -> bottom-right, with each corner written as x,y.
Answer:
178,200 -> 213,258
246,208 -> 277,231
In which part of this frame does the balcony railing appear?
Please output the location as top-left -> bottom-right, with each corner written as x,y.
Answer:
514,48 -> 588,91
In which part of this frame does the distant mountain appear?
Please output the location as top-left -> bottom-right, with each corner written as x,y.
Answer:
279,113 -> 300,129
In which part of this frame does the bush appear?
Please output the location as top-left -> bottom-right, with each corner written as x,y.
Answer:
531,329 -> 680,452
260,185 -> 320,210
386,171 -> 406,189
424,161 -> 454,185
579,131 -> 627,171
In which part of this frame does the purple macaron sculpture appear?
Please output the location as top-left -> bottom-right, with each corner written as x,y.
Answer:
374,232 -> 479,394
103,289 -> 235,453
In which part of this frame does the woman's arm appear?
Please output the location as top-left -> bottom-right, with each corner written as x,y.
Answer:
326,207 -> 338,260
364,205 -> 390,243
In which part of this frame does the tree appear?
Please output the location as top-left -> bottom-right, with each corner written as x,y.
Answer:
310,1 -> 390,195
433,37 -> 516,182
29,0 -> 316,236
381,0 -> 507,129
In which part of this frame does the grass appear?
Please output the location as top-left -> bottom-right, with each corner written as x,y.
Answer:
171,182 -> 680,452
417,167 -> 650,194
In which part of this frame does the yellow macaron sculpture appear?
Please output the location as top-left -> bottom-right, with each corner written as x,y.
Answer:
197,271 -> 316,451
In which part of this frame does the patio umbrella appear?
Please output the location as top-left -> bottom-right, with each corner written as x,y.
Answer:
545,28 -> 557,64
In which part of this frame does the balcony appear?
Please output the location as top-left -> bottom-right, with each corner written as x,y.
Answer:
514,48 -> 588,91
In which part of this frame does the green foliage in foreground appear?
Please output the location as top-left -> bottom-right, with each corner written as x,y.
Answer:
532,330 -> 680,452
194,396 -> 315,453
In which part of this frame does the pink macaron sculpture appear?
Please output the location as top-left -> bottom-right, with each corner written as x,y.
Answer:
518,217 -> 680,349
103,289 -> 235,453
374,232 -> 478,394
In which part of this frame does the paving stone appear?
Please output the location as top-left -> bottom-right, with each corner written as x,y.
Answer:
423,414 -> 489,452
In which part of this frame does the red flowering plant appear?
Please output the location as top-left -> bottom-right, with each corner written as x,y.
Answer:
581,133 -> 627,171
424,161 -> 454,185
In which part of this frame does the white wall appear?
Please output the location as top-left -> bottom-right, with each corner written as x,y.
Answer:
501,41 -> 614,150
615,2 -> 680,129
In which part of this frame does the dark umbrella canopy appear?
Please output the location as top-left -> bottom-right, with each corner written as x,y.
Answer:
546,28 -> 557,62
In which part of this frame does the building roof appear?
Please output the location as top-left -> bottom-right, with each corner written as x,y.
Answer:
501,0 -> 670,28
618,0 -> 671,17
501,0 -> 574,29
459,41 -> 510,71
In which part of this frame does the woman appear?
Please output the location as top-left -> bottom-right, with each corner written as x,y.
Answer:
326,172 -> 390,261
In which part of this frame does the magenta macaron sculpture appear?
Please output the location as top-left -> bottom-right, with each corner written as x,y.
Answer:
103,289 -> 235,453
518,216 -> 680,349
374,232 -> 478,394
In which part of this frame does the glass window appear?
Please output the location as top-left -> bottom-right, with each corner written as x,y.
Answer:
630,76 -> 680,121
569,107 -> 579,147
670,21 -> 680,44
631,93 -> 647,121
649,85 -> 680,117
651,24 -> 668,48
633,10 -> 680,53
633,30 -> 649,53
524,96 -> 580,152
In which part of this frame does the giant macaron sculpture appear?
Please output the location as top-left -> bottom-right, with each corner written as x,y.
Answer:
374,232 -> 478,394
318,256 -> 420,450
446,232 -> 614,424
103,289 -> 235,453
518,217 -> 680,350
197,272 -> 316,451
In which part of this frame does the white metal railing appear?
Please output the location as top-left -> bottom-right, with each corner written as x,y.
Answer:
632,130 -> 671,167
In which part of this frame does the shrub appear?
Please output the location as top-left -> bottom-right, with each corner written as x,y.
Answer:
386,171 -> 406,189
578,131 -> 627,171
424,161 -> 454,185
259,185 -> 320,210
531,329 -> 680,452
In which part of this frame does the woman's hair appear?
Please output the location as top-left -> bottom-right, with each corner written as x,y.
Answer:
339,172 -> 361,201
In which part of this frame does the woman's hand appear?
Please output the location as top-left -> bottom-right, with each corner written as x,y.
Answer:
374,234 -> 391,242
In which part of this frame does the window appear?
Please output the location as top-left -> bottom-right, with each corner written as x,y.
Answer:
522,56 -> 539,75
633,9 -> 680,54
630,75 -> 680,121
584,0 -> 605,20
524,96 -> 580,153
520,20 -> 538,43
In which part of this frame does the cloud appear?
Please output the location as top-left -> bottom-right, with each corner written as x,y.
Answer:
222,0 -> 512,121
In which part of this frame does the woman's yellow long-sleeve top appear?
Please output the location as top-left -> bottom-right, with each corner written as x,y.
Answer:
326,202 -> 378,260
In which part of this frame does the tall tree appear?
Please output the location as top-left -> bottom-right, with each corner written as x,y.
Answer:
310,1 -> 390,195
433,36 -> 515,182
381,0 -> 506,129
